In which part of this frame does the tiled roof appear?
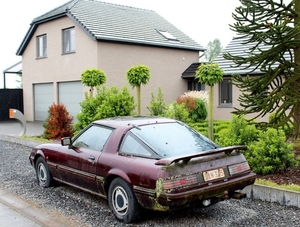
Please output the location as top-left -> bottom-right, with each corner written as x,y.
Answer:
17,0 -> 204,55
214,37 -> 265,76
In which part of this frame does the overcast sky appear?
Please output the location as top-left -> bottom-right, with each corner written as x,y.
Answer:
0,0 -> 241,88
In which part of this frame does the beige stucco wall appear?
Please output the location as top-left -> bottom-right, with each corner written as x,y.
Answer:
21,16 -> 199,121
213,82 -> 270,122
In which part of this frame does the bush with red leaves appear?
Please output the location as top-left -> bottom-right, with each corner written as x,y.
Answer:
43,103 -> 74,140
176,96 -> 197,111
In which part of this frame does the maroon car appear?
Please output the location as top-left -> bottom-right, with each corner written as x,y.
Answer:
29,116 -> 256,223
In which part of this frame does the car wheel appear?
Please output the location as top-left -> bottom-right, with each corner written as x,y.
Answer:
36,157 -> 53,187
108,178 -> 140,223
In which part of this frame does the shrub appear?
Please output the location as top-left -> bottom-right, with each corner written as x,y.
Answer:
74,86 -> 135,133
94,86 -> 135,119
176,96 -> 196,111
247,128 -> 299,175
147,87 -> 167,116
164,102 -> 189,123
215,115 -> 259,146
43,103 -> 74,140
189,98 -> 208,122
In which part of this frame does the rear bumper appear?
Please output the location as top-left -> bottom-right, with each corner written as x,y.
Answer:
135,172 -> 256,211
158,172 -> 256,207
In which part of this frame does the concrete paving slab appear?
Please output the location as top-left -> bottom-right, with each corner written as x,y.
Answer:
0,188 -> 67,227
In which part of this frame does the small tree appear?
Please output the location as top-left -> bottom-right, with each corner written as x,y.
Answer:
196,63 -> 223,140
126,65 -> 150,115
81,68 -> 107,98
147,87 -> 167,116
204,38 -> 223,62
43,103 -> 74,140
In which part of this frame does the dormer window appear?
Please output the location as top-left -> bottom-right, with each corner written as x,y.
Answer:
157,30 -> 179,42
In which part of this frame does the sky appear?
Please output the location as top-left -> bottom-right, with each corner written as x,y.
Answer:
0,0 -> 241,88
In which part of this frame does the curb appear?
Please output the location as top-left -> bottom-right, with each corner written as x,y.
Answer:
0,134 -> 44,148
242,184 -> 300,208
1,133 -> 300,209
0,188 -> 68,227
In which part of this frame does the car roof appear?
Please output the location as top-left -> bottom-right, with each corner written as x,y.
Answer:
93,116 -> 177,129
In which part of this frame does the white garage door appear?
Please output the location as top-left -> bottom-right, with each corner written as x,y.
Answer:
34,83 -> 53,121
58,81 -> 83,119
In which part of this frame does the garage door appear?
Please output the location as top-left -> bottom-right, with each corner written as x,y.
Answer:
34,83 -> 53,121
58,81 -> 83,119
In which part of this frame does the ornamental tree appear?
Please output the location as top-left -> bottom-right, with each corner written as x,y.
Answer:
196,63 -> 224,140
224,0 -> 300,137
81,68 -> 107,98
126,65 -> 150,115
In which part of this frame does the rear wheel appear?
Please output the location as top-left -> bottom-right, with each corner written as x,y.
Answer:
35,157 -> 53,187
108,178 -> 140,223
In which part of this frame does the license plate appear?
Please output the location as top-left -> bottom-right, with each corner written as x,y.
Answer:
203,168 -> 225,181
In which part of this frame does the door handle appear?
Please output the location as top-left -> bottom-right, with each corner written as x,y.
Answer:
89,155 -> 95,161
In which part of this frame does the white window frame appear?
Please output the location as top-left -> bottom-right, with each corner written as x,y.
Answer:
36,34 -> 47,58
62,27 -> 75,54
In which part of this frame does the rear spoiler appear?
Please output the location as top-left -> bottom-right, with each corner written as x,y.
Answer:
155,145 -> 247,166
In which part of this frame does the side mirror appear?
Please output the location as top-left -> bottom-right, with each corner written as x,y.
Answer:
61,137 -> 72,146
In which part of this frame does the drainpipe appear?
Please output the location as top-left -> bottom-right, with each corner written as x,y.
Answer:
3,72 -> 6,89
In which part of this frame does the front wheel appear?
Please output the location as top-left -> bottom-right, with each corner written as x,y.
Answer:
108,178 -> 140,223
35,157 -> 53,187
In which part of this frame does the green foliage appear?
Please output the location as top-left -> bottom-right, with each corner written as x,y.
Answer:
74,86 -> 135,133
224,0 -> 300,136
205,38 -> 223,62
215,115 -> 259,147
94,86 -> 135,119
195,63 -> 224,86
43,103 -> 74,140
188,98 -> 208,122
147,87 -> 167,116
126,64 -> 150,115
164,102 -> 189,123
126,65 -> 150,88
195,62 -> 223,140
247,128 -> 299,175
81,68 -> 107,98
81,68 -> 107,87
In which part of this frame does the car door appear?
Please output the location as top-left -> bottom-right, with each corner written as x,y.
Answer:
71,125 -> 114,193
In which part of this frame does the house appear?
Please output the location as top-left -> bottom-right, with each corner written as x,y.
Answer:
183,36 -> 273,121
16,0 -> 204,121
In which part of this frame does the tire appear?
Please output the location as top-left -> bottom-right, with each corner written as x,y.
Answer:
35,157 -> 53,187
108,178 -> 140,223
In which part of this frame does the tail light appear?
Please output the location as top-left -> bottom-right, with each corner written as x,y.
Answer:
162,174 -> 198,190
228,162 -> 250,175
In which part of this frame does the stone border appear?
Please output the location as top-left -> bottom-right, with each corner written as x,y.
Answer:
242,184 -> 300,208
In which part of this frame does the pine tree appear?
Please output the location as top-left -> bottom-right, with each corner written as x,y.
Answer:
224,0 -> 300,136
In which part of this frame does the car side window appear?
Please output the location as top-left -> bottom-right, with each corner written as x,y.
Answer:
73,125 -> 113,152
120,133 -> 152,157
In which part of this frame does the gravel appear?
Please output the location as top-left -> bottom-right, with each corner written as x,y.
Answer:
0,140 -> 300,227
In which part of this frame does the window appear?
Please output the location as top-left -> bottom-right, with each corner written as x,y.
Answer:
219,78 -> 232,105
157,30 -> 179,42
36,35 -> 47,58
120,133 -> 153,157
62,27 -> 75,54
187,80 -> 205,91
73,125 -> 113,152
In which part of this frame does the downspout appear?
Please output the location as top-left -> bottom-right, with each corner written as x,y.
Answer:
3,72 -> 6,89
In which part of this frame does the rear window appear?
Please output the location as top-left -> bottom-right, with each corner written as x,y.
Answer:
130,122 -> 219,158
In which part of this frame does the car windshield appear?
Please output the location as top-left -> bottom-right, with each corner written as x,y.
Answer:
130,122 -> 219,158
